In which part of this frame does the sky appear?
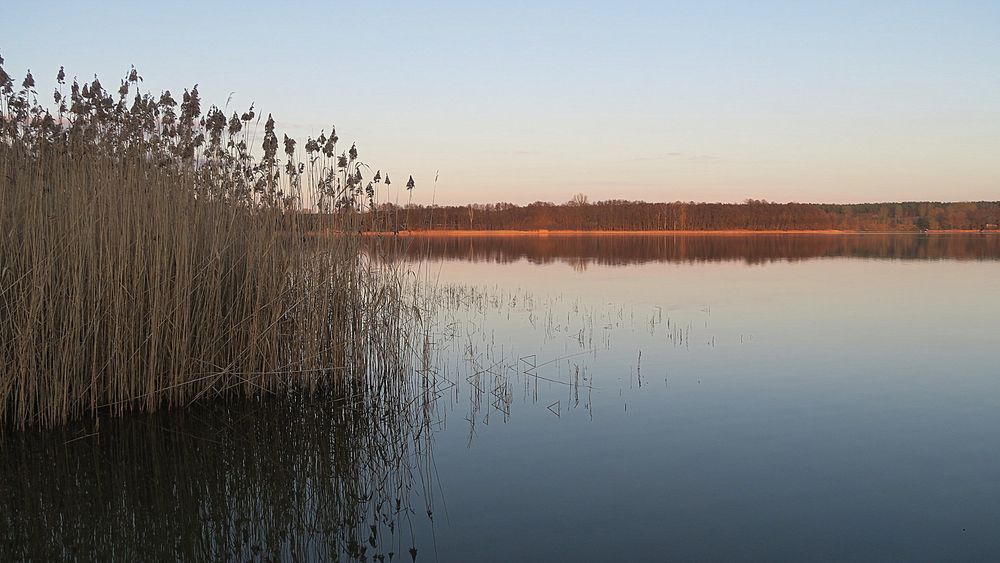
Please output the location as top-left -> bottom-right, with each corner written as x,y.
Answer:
4,0 -> 999,205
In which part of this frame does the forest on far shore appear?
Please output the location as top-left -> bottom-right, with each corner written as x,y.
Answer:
369,198 -> 1000,232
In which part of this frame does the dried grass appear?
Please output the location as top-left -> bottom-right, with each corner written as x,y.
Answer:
0,57 -> 409,428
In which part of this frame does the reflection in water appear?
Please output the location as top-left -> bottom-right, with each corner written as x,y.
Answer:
369,233 -> 1000,266
4,236 -> 1000,561
0,392 -> 434,561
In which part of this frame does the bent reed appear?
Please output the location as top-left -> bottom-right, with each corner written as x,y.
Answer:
0,57 -> 411,429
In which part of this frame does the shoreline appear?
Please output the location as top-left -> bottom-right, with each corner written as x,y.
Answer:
359,229 -> 998,237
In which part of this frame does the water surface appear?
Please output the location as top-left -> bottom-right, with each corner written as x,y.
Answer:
4,234 -> 1000,561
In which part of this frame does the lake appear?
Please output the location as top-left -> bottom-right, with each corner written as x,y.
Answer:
3,233 -> 1000,562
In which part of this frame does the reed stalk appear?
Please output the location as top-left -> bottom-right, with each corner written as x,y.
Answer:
0,57 -> 410,429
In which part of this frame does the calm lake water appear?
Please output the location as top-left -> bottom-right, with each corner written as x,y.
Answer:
3,234 -> 1000,561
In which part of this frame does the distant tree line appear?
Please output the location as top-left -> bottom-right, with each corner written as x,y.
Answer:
364,199 -> 1000,232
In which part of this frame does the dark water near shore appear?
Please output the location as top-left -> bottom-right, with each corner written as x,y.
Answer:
4,234 -> 1000,561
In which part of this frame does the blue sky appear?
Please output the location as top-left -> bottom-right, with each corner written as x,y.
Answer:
4,1 -> 999,204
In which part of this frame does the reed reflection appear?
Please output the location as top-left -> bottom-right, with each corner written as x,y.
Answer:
0,391 -> 433,562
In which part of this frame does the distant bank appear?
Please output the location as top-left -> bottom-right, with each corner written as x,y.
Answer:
358,200 -> 1000,233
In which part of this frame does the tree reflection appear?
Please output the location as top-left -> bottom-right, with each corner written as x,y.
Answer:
374,234 -> 1000,266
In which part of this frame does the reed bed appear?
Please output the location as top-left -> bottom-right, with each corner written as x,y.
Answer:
0,57 -> 411,429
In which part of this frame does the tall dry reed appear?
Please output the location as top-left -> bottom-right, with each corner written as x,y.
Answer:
0,57 -> 411,429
